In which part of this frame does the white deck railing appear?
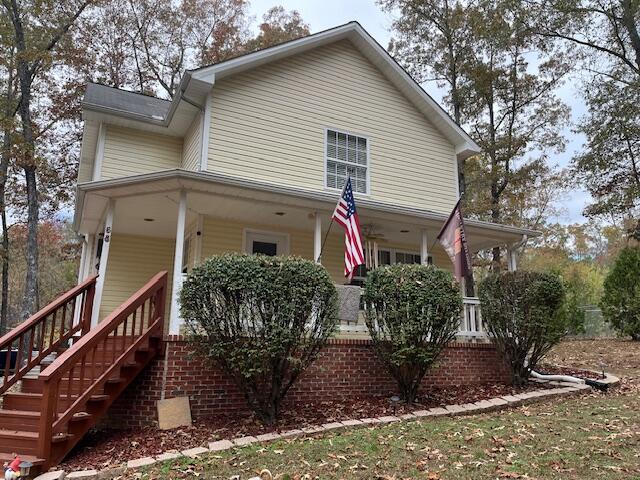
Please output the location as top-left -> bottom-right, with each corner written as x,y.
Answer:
459,297 -> 484,337
337,296 -> 486,337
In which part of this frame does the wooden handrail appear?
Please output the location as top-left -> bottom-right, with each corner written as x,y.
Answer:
0,275 -> 97,395
40,271 -> 167,381
0,275 -> 97,349
37,271 -> 167,464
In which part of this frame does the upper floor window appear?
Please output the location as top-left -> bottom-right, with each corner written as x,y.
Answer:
326,129 -> 368,194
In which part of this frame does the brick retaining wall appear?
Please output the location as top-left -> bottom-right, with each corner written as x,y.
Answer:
107,337 -> 510,428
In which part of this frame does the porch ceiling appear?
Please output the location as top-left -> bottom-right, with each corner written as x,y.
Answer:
75,169 -> 538,252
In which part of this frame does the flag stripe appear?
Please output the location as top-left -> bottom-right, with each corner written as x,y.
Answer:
331,178 -> 365,279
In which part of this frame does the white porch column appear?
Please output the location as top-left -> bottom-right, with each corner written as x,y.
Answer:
77,236 -> 88,283
83,233 -> 95,279
169,190 -> 188,335
420,229 -> 429,265
91,199 -> 115,326
314,212 -> 322,263
194,214 -> 204,265
507,248 -> 518,272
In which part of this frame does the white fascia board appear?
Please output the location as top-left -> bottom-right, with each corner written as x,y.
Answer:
76,169 -> 540,238
190,23 -> 355,83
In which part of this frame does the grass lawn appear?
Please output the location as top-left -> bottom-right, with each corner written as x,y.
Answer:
132,339 -> 640,479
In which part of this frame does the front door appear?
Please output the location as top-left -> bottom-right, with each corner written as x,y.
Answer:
244,230 -> 289,256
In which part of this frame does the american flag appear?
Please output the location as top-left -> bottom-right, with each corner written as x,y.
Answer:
332,178 -> 365,279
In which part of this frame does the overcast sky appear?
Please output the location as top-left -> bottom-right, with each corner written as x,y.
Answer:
249,0 -> 591,225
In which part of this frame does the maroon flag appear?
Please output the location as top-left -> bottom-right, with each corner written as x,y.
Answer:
437,200 -> 472,282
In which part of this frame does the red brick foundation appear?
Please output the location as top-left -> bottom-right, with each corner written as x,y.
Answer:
107,337 -> 510,428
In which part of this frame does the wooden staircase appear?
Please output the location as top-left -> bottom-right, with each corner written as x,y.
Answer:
0,272 -> 168,472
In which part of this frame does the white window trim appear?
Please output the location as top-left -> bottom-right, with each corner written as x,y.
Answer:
242,228 -> 290,256
323,127 -> 371,196
352,247 -> 432,283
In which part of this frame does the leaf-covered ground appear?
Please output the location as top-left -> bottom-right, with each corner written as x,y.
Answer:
123,338 -> 640,479
62,383 -> 553,470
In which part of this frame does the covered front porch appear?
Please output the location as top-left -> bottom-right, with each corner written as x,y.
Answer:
74,170 -> 537,339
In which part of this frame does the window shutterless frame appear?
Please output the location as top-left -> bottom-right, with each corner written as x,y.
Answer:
323,127 -> 371,195
242,228 -> 290,256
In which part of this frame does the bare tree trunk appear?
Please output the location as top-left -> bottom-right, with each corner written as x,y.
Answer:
5,0 -> 40,318
0,131 -> 10,334
0,47 -> 15,334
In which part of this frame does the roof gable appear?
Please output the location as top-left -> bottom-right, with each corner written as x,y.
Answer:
188,21 -> 479,159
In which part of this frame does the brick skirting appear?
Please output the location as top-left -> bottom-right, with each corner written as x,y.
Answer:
106,337 -> 510,428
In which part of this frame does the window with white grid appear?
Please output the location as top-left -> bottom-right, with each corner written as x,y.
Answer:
326,129 -> 368,194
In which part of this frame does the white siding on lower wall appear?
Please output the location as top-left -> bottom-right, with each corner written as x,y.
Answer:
100,234 -> 174,330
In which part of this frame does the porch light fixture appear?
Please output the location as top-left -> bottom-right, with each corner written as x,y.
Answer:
143,218 -> 155,222
274,212 -> 286,216
19,461 -> 33,477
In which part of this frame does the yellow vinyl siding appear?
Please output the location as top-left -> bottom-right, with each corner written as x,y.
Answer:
100,234 -> 174,330
101,126 -> 182,180
78,122 -> 98,183
198,216 -> 452,284
207,40 -> 457,213
182,115 -> 202,171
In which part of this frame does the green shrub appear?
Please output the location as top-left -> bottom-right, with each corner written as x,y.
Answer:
601,247 -> 640,340
478,271 -> 568,386
363,264 -> 462,403
179,253 -> 338,425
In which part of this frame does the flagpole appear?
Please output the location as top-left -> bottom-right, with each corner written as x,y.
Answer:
317,178 -> 350,263
316,218 -> 335,263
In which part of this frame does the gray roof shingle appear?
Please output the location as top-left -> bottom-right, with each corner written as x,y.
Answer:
83,83 -> 171,120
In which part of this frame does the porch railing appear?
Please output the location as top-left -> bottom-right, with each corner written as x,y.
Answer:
459,297 -> 484,337
37,271 -> 167,461
337,294 -> 486,337
0,275 -> 97,395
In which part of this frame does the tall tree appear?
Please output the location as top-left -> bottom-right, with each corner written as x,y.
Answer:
0,16 -> 16,333
386,0 -> 570,270
1,0 -> 92,318
530,0 -> 640,232
128,0 -> 249,98
380,0 -> 471,195
573,77 -> 640,223
243,6 -> 310,53
530,0 -> 640,83
465,1 -> 570,269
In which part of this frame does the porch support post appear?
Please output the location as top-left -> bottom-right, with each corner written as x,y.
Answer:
194,214 -> 204,265
420,229 -> 429,265
507,248 -> 518,272
169,190 -> 187,335
77,236 -> 88,283
314,212 -> 322,263
91,199 -> 115,326
83,234 -> 95,279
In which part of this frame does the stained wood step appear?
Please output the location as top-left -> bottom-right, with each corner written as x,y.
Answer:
0,409 -> 40,431
2,392 -> 110,412
0,453 -> 44,467
0,429 -> 39,456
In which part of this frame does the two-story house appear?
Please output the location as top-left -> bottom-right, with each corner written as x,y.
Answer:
0,23 -> 538,468
76,22 -> 534,335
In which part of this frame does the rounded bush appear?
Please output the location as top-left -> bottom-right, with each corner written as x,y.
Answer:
363,264 -> 462,403
478,271 -> 568,386
180,253 -> 338,425
601,247 -> 640,340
